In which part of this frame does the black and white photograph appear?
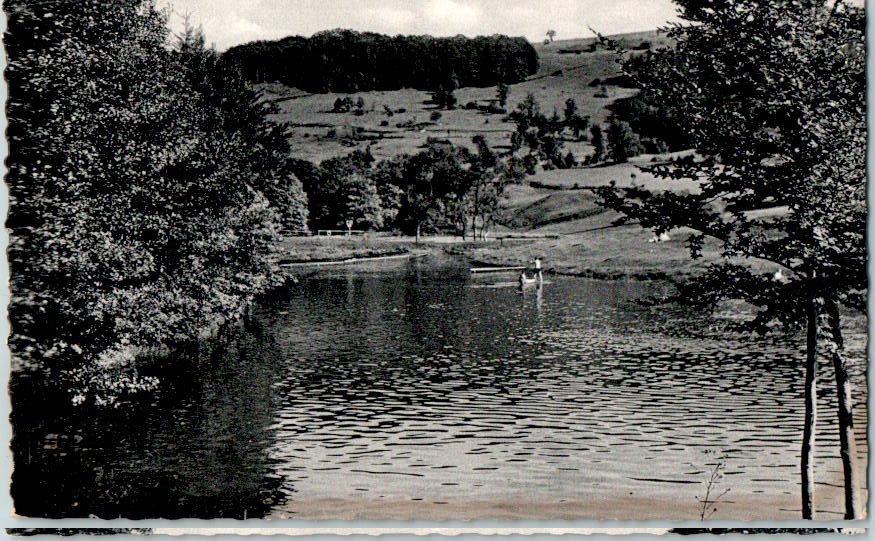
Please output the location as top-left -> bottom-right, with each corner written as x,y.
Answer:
4,0 -> 868,524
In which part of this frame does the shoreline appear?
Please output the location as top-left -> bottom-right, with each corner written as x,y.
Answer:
276,235 -> 699,283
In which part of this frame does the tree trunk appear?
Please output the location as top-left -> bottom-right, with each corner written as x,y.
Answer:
825,298 -> 860,519
415,223 -> 420,244
801,286 -> 818,520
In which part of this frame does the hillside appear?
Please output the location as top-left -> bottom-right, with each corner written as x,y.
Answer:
263,29 -> 724,279
261,30 -> 666,164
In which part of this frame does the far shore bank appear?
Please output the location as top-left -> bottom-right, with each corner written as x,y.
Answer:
277,230 -> 777,283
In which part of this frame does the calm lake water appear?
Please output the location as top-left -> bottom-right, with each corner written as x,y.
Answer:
10,254 -> 868,519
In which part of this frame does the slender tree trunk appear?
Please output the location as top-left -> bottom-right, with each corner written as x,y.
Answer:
801,284 -> 818,520
415,222 -> 420,244
825,298 -> 860,519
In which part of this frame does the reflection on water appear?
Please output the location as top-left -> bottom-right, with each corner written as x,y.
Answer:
11,327 -> 288,518
10,255 -> 868,518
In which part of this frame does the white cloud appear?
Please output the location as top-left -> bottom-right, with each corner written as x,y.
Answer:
424,0 -> 481,30
362,6 -> 417,33
209,11 -> 266,39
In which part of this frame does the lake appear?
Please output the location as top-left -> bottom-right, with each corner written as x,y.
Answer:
10,254 -> 868,520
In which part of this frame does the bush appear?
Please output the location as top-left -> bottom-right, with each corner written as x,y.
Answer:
431,85 -> 457,110
332,97 -> 354,112
606,119 -> 642,163
563,151 -> 577,168
430,111 -> 443,122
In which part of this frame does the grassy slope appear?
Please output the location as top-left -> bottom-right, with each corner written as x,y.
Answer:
263,30 -> 777,279
261,31 -> 669,163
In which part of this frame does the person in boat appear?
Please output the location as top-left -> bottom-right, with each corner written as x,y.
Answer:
519,258 -> 544,289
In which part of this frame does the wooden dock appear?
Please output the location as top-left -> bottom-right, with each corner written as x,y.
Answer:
469,266 -> 527,274
281,252 -> 423,267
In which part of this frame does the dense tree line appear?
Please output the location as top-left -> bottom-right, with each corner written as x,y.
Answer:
221,29 -> 539,92
5,0 -> 308,405
291,140 -> 524,240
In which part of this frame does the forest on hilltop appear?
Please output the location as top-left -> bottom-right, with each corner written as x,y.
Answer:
221,29 -> 539,93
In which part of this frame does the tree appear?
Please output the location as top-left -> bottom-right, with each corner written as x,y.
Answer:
563,98 -> 579,124
546,30 -> 557,42
597,0 -> 865,519
332,97 -> 353,112
5,0 -> 306,405
589,125 -> 605,162
309,150 -> 375,230
339,172 -> 384,230
431,82 -> 458,110
497,81 -> 509,110
606,119 -> 641,163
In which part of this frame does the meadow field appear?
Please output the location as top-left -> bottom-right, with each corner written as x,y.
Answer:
258,30 -> 748,279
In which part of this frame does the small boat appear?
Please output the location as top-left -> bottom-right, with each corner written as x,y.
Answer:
518,258 -> 544,288
518,271 -> 541,287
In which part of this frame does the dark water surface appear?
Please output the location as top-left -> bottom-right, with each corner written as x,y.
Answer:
10,254 -> 868,519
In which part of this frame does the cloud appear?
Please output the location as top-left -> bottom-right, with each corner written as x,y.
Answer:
362,6 -> 417,33
211,11 -> 266,38
424,0 -> 480,30
166,0 -> 684,50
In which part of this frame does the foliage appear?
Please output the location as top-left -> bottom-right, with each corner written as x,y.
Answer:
590,125 -> 605,161
597,0 -> 865,518
507,94 -> 569,170
431,80 -> 458,110
305,150 -> 376,230
497,81 -> 510,110
222,30 -> 538,93
298,138 -> 520,239
5,0 -> 307,405
608,94 -> 689,152
606,119 -> 642,163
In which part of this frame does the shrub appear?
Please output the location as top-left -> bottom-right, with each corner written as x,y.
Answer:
332,97 -> 354,112
606,119 -> 642,163
563,151 -> 577,168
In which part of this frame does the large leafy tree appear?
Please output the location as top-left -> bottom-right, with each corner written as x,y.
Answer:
598,0 -> 865,519
5,0 -> 307,405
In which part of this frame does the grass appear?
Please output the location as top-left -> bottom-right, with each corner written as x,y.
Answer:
260,31 -> 665,163
263,30 -> 779,282
277,236 -> 410,264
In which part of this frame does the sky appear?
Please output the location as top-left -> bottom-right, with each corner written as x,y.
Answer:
162,0 -> 683,51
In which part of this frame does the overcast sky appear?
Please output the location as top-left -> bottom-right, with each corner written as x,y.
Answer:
163,0 -> 684,51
